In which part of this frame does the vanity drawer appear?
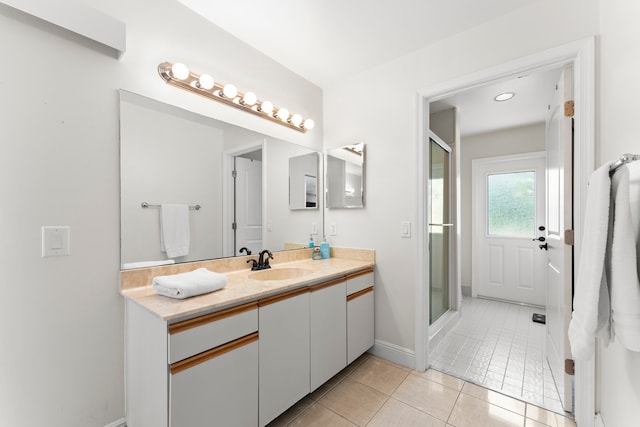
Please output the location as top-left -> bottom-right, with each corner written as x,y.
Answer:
168,302 -> 258,364
346,269 -> 374,296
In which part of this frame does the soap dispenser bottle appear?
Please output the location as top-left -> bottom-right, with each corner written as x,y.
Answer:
308,234 -> 315,248
320,237 -> 330,259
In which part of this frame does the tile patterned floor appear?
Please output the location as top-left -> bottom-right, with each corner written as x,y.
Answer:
267,354 -> 576,426
430,296 -> 566,415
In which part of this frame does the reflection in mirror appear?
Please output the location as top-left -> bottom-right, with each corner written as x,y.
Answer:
326,143 -> 365,209
119,90 -> 323,269
289,152 -> 319,210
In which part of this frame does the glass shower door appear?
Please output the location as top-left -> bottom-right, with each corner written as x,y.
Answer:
429,136 -> 451,325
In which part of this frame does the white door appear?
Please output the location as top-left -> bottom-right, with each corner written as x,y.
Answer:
545,67 -> 573,412
473,153 -> 547,306
235,156 -> 262,255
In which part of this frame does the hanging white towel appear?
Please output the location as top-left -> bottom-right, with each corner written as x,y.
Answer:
609,162 -> 640,351
160,204 -> 190,258
152,268 -> 227,299
568,161 -> 614,360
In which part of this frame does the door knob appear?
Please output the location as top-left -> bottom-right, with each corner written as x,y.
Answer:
533,237 -> 546,242
539,243 -> 548,250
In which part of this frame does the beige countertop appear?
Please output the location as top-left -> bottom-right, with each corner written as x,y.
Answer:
120,248 -> 375,322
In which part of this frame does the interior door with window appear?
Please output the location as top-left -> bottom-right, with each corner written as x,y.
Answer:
473,153 -> 547,306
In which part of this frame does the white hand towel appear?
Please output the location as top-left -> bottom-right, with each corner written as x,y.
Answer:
568,161 -> 614,360
122,259 -> 175,270
152,268 -> 227,299
609,162 -> 640,351
160,204 -> 190,258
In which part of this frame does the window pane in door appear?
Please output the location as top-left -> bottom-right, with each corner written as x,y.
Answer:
487,171 -> 535,237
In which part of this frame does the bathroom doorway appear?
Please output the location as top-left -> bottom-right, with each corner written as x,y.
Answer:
415,39 -> 596,424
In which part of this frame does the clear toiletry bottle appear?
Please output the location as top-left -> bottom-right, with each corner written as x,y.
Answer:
320,237 -> 330,259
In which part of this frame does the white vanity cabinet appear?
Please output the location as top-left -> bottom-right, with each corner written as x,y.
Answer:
258,288 -> 311,427
125,300 -> 259,427
310,277 -> 347,391
346,269 -> 375,364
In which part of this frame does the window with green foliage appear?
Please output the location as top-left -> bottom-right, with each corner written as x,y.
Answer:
487,171 -> 535,237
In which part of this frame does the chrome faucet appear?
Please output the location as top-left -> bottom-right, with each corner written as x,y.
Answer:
247,249 -> 273,271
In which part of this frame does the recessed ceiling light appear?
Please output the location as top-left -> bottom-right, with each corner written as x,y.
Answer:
494,92 -> 515,102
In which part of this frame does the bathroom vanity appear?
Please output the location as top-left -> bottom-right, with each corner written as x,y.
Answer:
121,247 -> 375,427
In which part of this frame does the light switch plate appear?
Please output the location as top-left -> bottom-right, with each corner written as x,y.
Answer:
42,226 -> 70,257
401,221 -> 411,238
311,222 -> 318,235
329,222 -> 337,236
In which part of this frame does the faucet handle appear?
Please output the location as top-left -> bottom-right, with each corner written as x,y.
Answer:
247,259 -> 258,270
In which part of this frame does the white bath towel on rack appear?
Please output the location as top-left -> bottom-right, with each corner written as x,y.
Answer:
160,204 -> 190,258
609,162 -> 640,352
568,161 -> 614,360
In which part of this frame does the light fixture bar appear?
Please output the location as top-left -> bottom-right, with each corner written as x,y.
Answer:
157,62 -> 314,133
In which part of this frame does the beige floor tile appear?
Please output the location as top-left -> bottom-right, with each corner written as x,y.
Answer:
348,355 -> 410,395
448,393 -> 525,427
526,418 -> 550,427
267,396 -> 315,426
309,370 -> 347,401
461,381 -> 526,416
368,398 -> 447,427
412,369 -> 465,391
318,377 -> 388,426
341,353 -> 371,376
287,402 -> 356,427
392,373 -> 460,421
555,415 -> 576,427
525,404 -> 575,427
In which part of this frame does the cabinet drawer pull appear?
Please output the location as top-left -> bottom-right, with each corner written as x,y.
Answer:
345,268 -> 374,280
258,287 -> 310,307
309,277 -> 346,293
347,286 -> 374,301
170,332 -> 259,375
169,301 -> 258,335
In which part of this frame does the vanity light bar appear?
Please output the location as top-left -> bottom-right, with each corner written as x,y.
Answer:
157,62 -> 314,133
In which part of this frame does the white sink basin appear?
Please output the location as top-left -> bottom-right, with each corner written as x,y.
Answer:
249,267 -> 312,281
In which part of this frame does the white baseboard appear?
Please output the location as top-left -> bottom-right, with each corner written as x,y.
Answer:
595,413 -> 605,427
368,339 -> 415,370
104,419 -> 126,427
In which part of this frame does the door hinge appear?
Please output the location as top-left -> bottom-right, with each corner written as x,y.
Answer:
565,358 -> 575,375
564,229 -> 574,246
232,222 -> 237,230
232,170 -> 237,178
564,100 -> 575,117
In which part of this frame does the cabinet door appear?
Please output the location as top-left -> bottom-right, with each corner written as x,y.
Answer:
347,288 -> 374,364
259,288 -> 310,427
310,278 -> 347,391
170,333 -> 258,427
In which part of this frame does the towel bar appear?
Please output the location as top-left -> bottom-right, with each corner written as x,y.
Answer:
609,153 -> 640,175
141,202 -> 201,211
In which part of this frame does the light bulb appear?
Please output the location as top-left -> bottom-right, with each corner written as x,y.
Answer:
260,101 -> 274,114
290,114 -> 302,127
171,63 -> 189,80
303,118 -> 315,130
197,74 -> 214,90
276,108 -> 289,121
242,91 -> 257,106
222,84 -> 237,99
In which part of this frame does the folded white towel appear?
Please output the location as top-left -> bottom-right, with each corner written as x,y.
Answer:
152,268 -> 227,299
160,204 -> 190,258
568,161 -> 614,360
609,162 -> 640,351
122,259 -> 175,270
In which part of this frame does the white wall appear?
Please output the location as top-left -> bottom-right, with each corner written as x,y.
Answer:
324,0 -> 598,358
597,0 -> 640,425
460,124 -> 546,289
0,1 -> 321,426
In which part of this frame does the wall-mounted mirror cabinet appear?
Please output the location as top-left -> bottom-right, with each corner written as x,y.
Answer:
326,143 -> 365,209
289,152 -> 319,210
119,90 -> 323,269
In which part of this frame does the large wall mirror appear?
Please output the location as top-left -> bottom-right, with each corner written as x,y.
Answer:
326,143 -> 365,209
119,90 -> 323,269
